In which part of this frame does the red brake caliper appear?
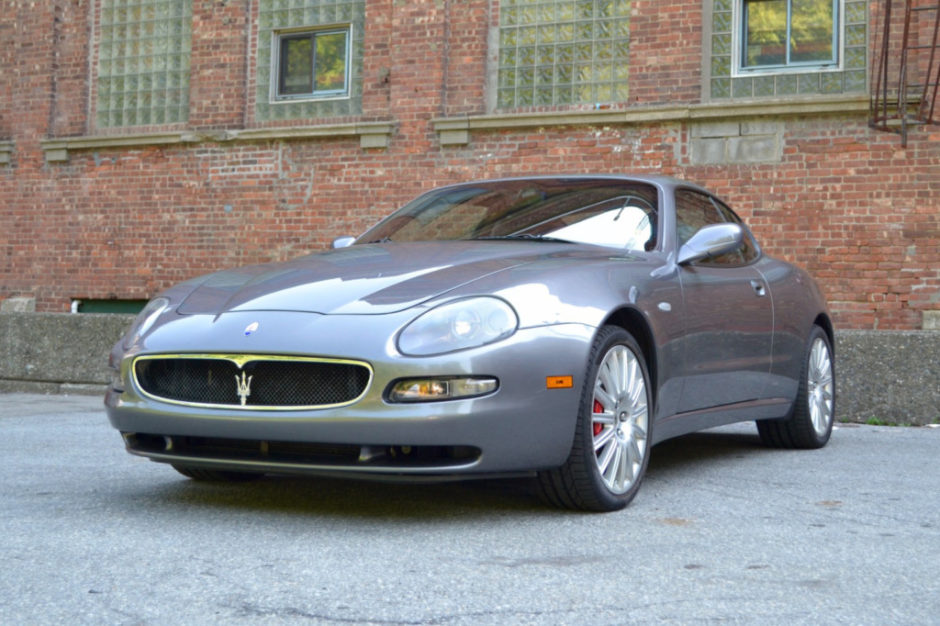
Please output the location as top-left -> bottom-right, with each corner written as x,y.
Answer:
592,399 -> 604,436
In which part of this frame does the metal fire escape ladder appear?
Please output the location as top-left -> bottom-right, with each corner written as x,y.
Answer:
871,0 -> 940,146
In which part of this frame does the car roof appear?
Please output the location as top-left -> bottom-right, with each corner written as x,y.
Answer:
433,174 -> 710,196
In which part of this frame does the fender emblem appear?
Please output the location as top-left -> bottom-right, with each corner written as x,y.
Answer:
244,322 -> 260,336
235,371 -> 253,406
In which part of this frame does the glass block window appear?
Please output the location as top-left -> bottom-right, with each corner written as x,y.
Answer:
96,0 -> 193,128
710,0 -> 868,99
497,0 -> 631,109
256,0 -> 364,122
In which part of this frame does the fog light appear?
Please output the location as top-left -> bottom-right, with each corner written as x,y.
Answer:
388,377 -> 497,402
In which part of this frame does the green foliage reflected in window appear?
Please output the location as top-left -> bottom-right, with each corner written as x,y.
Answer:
316,32 -> 348,91
743,0 -> 836,69
791,0 -> 835,62
276,29 -> 349,99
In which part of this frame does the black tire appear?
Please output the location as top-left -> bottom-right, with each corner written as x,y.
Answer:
171,464 -> 264,482
757,325 -> 835,449
537,326 -> 653,512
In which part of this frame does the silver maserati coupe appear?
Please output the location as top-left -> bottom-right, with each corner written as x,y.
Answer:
105,175 -> 835,511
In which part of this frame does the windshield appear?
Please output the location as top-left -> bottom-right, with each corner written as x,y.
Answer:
357,179 -> 659,251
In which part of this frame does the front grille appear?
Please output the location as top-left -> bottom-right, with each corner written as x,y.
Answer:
133,354 -> 372,409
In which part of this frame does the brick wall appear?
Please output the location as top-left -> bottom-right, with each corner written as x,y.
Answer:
1,0 -> 938,330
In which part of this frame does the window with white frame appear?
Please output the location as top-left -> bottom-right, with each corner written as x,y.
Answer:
740,0 -> 838,71
709,0 -> 866,99
274,27 -> 351,100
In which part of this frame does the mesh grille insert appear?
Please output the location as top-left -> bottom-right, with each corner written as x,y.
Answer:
134,356 -> 371,409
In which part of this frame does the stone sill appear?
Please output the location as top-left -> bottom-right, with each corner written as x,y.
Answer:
39,121 -> 395,163
433,95 -> 870,145
0,140 -> 13,166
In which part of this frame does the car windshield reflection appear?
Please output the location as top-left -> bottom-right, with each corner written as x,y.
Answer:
357,179 -> 658,251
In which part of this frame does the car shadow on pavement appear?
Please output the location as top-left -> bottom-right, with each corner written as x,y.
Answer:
138,471 -> 547,519
122,426 -> 770,519
646,426 -> 767,479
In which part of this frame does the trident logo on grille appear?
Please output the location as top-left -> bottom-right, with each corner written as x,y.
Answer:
235,371 -> 253,406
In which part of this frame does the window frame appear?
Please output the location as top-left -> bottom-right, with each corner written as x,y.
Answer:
734,0 -> 843,76
270,25 -> 353,103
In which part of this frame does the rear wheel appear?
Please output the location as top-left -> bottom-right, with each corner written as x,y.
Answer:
757,325 -> 835,449
171,464 -> 263,482
538,326 -> 652,512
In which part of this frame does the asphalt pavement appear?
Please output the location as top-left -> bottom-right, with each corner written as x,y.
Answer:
1,392 -> 938,625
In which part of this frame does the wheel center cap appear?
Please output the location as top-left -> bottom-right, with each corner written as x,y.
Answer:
618,411 -> 630,437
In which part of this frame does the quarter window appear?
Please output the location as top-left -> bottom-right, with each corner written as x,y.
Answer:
274,28 -> 350,100
741,0 -> 838,70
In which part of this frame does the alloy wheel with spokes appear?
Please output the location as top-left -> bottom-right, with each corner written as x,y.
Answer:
807,337 -> 835,437
537,326 -> 653,511
591,344 -> 649,495
757,325 -> 835,449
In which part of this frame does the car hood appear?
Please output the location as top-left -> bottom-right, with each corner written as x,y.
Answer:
176,241 -> 597,315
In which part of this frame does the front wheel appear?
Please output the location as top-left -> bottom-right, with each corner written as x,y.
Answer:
538,326 -> 652,512
757,325 -> 835,449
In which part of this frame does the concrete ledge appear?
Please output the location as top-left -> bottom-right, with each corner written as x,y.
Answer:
39,121 -> 395,162
0,313 -> 937,425
835,330 -> 939,426
0,312 -> 133,395
432,95 -> 869,145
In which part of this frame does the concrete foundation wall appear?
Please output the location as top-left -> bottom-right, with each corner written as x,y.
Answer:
0,313 -> 937,425
0,313 -> 133,396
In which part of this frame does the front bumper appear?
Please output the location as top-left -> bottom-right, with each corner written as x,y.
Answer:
106,317 -> 595,476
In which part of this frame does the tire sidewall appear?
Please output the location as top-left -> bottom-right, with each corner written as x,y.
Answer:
575,326 -> 653,510
797,326 -> 836,447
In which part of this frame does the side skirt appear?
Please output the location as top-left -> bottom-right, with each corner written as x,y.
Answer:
651,397 -> 792,445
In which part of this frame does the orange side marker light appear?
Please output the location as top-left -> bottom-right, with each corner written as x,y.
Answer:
546,375 -> 573,389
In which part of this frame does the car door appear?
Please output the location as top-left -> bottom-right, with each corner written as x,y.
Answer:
673,189 -> 774,414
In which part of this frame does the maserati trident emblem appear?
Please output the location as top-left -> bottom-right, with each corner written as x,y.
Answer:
235,371 -> 253,406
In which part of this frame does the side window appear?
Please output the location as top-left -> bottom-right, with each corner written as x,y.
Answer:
674,190 -> 749,266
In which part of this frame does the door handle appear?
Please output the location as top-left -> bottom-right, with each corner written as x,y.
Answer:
750,280 -> 766,297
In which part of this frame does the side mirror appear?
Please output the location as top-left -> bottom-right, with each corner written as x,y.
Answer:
677,223 -> 743,265
332,236 -> 356,249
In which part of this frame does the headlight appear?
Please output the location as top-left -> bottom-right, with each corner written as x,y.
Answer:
122,297 -> 170,349
397,297 -> 518,356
